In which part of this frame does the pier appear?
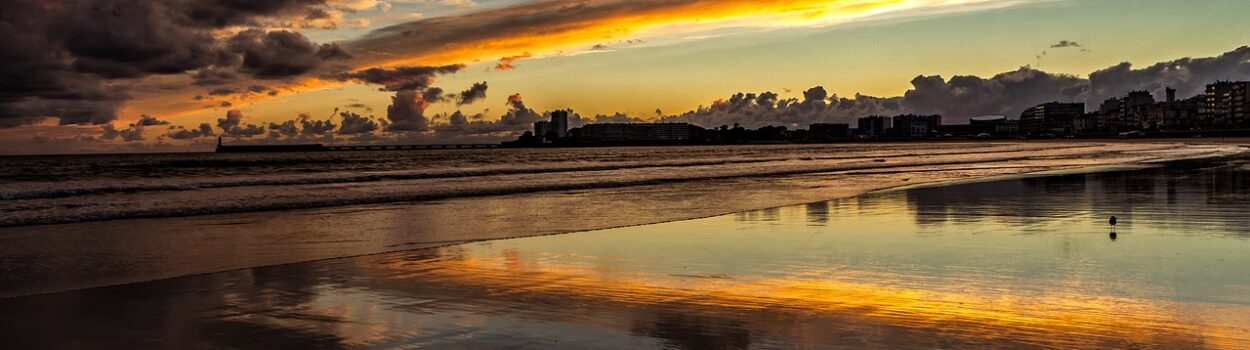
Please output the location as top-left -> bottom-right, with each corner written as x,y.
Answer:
215,137 -> 498,153
324,144 -> 499,151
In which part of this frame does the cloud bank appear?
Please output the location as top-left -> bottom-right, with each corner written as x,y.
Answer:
663,46 -> 1250,128
0,0 -> 355,128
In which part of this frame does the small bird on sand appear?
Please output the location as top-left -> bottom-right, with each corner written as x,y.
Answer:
1109,216 -> 1118,240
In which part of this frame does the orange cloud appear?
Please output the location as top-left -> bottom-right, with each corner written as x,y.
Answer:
122,0 -> 1018,132
493,52 -> 532,71
348,0 -> 1012,68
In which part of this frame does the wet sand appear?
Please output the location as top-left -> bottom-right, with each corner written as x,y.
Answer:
2,153 -> 1250,349
0,142 -> 1241,298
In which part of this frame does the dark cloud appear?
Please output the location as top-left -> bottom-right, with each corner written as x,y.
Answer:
136,115 -> 170,126
570,112 -> 646,127
489,93 -> 542,128
456,82 -> 489,105
901,67 -> 1087,119
118,126 -> 143,141
344,103 -> 374,112
268,119 -> 300,138
659,88 -> 902,128
0,0 -> 348,128
216,110 -> 265,137
236,111 -> 340,139
99,123 -> 145,142
657,52 -> 1249,128
422,87 -> 448,104
299,113 -> 337,135
431,94 -> 542,135
0,1 -> 129,128
96,114 -> 173,142
330,65 -> 464,91
1050,40 -> 1083,48
206,84 -> 279,100
448,111 -> 470,126
55,0 -> 230,79
192,69 -> 242,86
181,0 -> 333,28
331,64 -> 469,134
100,123 -> 141,142
338,111 -> 380,135
1087,46 -> 1250,104
167,123 -> 215,139
226,29 -> 351,79
385,90 -> 431,132
209,88 -> 240,96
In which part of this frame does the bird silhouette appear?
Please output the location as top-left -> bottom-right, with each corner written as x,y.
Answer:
1109,215 -> 1118,240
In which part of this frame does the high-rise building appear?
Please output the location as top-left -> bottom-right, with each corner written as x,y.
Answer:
1120,91 -> 1155,129
534,121 -> 552,141
1021,102 -> 1083,135
1204,81 -> 1250,128
1236,83 -> 1250,127
856,116 -> 890,137
550,110 -> 569,138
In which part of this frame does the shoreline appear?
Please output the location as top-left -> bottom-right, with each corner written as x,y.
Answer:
0,142 -> 1244,299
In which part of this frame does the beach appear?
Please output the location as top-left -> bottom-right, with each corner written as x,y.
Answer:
0,142 -> 1238,298
2,147 -> 1249,349
0,142 -> 1243,298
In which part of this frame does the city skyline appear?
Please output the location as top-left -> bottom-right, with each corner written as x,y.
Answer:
5,0 -> 1250,154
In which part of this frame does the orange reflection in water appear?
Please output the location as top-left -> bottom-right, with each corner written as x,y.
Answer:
361,249 -> 1250,349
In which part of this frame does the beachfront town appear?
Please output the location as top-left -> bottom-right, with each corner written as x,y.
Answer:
511,80 -> 1250,146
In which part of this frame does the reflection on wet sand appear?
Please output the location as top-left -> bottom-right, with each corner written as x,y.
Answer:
2,157 -> 1250,349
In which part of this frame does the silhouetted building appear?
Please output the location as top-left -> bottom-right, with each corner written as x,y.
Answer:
569,123 -> 706,144
1074,113 -> 1101,134
890,114 -> 941,138
1092,91 -> 1153,132
1204,81 -> 1250,128
1231,82 -> 1248,127
968,115 -> 1019,135
808,123 -> 850,141
1120,90 -> 1155,130
550,110 -> 569,138
1021,102 -> 1083,135
1155,95 -> 1202,130
856,116 -> 890,137
534,121 -> 552,142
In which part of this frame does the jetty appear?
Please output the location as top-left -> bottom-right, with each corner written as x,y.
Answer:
214,137 -> 498,153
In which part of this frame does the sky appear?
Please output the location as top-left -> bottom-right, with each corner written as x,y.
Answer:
2,0 -> 1250,154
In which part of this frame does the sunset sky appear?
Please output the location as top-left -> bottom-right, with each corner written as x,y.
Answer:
3,0 -> 1250,154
